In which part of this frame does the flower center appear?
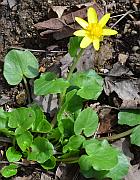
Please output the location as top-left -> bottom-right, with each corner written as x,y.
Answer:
87,23 -> 103,38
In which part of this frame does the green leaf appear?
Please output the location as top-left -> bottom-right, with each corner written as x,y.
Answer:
34,72 -> 70,96
70,70 -> 103,100
79,155 -> 108,179
105,152 -> 129,180
61,118 -> 74,138
0,108 -> 7,119
37,120 -> 52,133
66,92 -> 83,113
63,135 -> 85,153
3,50 -> 39,85
57,89 -> 77,137
131,125 -> 140,146
1,164 -> 18,178
68,37 -> 82,57
8,107 -> 35,129
6,147 -> 22,162
28,137 -> 54,163
41,156 -> 56,170
15,128 -> 33,151
79,155 -> 94,172
118,110 -> 140,126
0,110 -> 8,130
47,128 -> 61,141
74,107 -> 98,137
31,104 -> 44,129
84,139 -> 118,170
31,104 -> 52,133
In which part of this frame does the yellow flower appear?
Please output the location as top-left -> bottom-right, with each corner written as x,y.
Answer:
74,7 -> 118,51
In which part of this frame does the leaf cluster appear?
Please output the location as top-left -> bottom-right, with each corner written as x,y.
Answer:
0,39 -> 133,179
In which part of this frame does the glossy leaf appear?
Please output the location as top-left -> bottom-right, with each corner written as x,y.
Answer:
34,72 -> 70,96
74,107 -> 98,137
79,155 -> 108,179
8,107 -> 35,130
68,36 -> 82,57
118,110 -> 140,126
6,147 -> 22,162
66,92 -> 83,113
61,118 -> 74,138
131,125 -> 140,146
57,89 -> 77,137
15,128 -> 33,151
28,137 -> 54,163
1,164 -> 18,178
41,156 -> 56,170
31,104 -> 45,131
85,140 -> 118,170
3,50 -> 39,85
70,70 -> 103,100
63,135 -> 85,153
31,104 -> 52,133
105,152 -> 129,180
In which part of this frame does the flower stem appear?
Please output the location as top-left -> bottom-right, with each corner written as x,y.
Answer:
56,157 -> 79,164
98,128 -> 134,141
60,48 -> 84,103
23,76 -> 31,104
51,49 -> 84,127
67,48 -> 84,81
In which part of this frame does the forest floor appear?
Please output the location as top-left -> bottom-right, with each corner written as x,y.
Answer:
0,0 -> 140,179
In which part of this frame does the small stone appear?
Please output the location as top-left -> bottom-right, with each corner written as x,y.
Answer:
132,46 -> 140,53
118,53 -> 128,65
131,30 -> 137,35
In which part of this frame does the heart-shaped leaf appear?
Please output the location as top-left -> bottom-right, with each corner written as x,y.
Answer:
28,137 -> 54,163
4,50 -> 39,85
6,147 -> 22,162
74,107 -> 98,137
1,164 -> 18,178
8,107 -> 35,130
105,152 -> 129,180
34,72 -> 70,96
15,128 -> 33,151
83,139 -> 118,170
41,156 -> 56,170
70,70 -> 103,100
31,104 -> 51,133
63,135 -> 85,153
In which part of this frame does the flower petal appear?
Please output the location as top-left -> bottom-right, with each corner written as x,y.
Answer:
75,17 -> 88,29
99,13 -> 110,28
93,38 -> 100,51
73,30 -> 87,37
87,7 -> 98,24
102,29 -> 118,35
80,37 -> 92,48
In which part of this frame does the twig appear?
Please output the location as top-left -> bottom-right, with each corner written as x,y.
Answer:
111,10 -> 133,28
9,46 -> 67,53
0,137 -> 12,143
110,10 -> 136,18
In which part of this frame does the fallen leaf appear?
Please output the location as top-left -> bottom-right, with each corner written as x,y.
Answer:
104,63 -> 140,108
51,6 -> 67,18
34,2 -> 104,40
